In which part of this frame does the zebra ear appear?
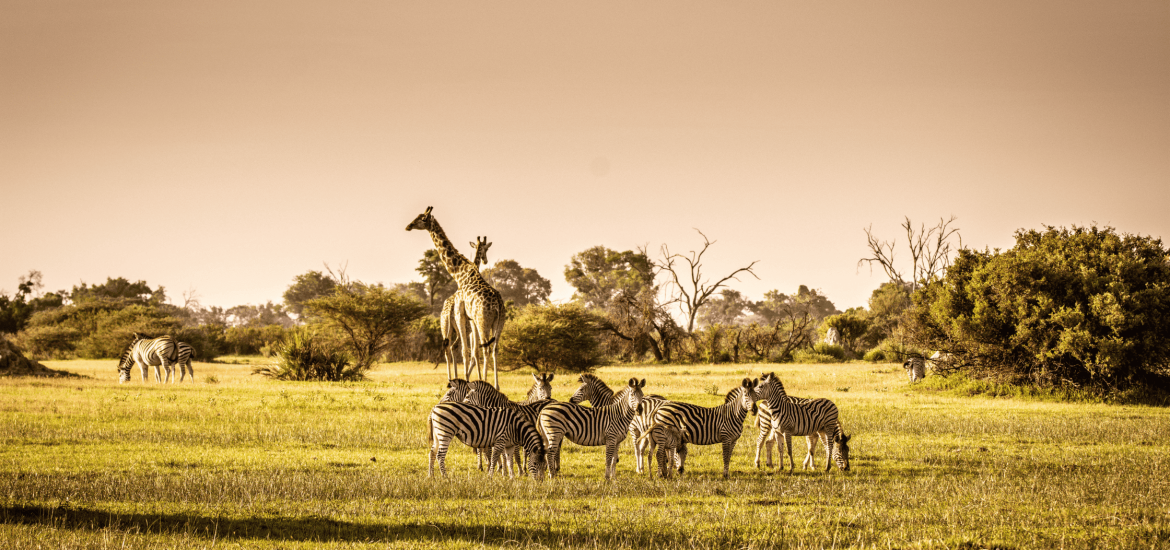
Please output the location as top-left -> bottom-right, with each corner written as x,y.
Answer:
628,377 -> 637,387
546,373 -> 554,382
742,378 -> 751,388
532,373 -> 540,382
639,378 -> 646,388
841,434 -> 851,444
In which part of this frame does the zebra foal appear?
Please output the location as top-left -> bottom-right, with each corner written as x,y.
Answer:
538,377 -> 645,479
427,402 -> 547,479
641,378 -> 758,479
117,334 -> 180,383
754,373 -> 851,472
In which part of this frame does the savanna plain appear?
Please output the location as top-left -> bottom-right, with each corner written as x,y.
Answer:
1,359 -> 1168,549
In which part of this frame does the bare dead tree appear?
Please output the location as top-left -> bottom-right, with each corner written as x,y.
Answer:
859,216 -> 961,291
658,229 -> 759,334
180,287 -> 202,311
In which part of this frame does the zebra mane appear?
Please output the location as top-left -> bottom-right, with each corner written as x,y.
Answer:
724,385 -> 748,403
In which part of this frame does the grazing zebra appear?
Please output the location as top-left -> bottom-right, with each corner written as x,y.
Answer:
641,378 -> 758,479
567,373 -> 671,475
464,376 -> 557,475
903,357 -> 926,382
427,402 -> 546,479
117,334 -> 179,384
174,341 -> 195,382
752,392 -> 814,470
538,378 -> 646,479
440,236 -> 492,381
439,378 -> 472,403
754,372 -> 851,472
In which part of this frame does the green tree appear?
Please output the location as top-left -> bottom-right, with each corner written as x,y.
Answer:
283,271 -> 337,317
304,284 -> 428,370
415,249 -> 456,312
482,259 -> 551,307
751,286 -> 840,325
499,303 -> 604,373
822,310 -> 871,356
697,289 -> 752,327
564,246 -> 654,309
908,225 -> 1170,390
70,277 -> 165,305
863,281 -> 913,348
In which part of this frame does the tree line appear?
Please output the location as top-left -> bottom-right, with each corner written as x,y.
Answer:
3,220 -> 1167,393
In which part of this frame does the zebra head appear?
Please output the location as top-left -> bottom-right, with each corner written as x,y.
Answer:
569,373 -> 613,405
834,433 -> 852,472
439,379 -> 469,403
734,378 -> 758,412
754,372 -> 787,403
116,334 -> 147,383
524,372 -> 553,403
405,206 -> 434,232
622,378 -> 646,411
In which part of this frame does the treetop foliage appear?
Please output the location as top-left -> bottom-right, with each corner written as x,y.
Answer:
564,246 -> 654,309
70,277 -> 166,306
908,225 -> 1170,390
282,270 -> 337,316
482,259 -> 552,308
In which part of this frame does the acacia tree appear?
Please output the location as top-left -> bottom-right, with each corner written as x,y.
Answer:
658,230 -> 759,334
304,284 -> 428,371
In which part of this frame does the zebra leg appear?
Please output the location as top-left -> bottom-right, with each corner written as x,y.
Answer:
630,426 -> 643,474
721,441 -> 737,479
605,441 -> 620,480
803,435 -> 818,470
653,442 -> 672,479
754,422 -> 769,469
823,434 -> 835,472
544,431 -> 563,478
675,442 -> 688,475
785,434 -> 796,473
432,437 -> 452,478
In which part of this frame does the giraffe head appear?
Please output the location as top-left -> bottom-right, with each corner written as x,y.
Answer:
405,206 -> 434,232
470,236 -> 492,269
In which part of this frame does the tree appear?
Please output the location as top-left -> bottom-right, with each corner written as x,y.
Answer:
907,225 -> 1170,390
1,270 -> 64,334
225,302 -> 295,328
498,303 -> 604,373
70,277 -> 166,305
283,271 -> 337,317
860,216 -> 962,291
482,259 -> 551,307
697,289 -> 753,327
415,249 -> 456,312
564,246 -> 655,309
822,310 -> 871,356
863,281 -> 913,349
304,284 -> 428,371
658,230 -> 759,334
750,286 -> 840,325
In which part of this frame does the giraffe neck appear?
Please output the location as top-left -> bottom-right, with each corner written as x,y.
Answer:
425,218 -> 477,283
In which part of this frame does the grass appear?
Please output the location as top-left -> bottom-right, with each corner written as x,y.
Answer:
0,359 -> 1168,549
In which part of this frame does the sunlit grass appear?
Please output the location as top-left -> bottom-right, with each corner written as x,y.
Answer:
1,359 -> 1168,548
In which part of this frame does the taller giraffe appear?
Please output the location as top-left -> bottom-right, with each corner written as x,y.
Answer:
440,236 -> 491,381
407,207 -> 506,389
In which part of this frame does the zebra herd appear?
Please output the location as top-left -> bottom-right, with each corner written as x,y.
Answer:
116,334 -> 195,384
427,372 -> 851,480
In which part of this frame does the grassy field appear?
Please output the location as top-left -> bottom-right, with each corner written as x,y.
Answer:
1,358 -> 1168,549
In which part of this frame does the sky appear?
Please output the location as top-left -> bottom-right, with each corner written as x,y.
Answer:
3,1 -> 1168,313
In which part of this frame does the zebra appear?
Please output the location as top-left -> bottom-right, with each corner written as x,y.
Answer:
903,356 -> 926,382
439,378 -> 472,403
464,376 -> 557,475
567,373 -> 672,475
174,341 -> 195,382
640,378 -> 758,479
427,402 -> 547,480
117,334 -> 179,383
440,236 -> 492,381
752,392 -> 814,470
538,378 -> 645,479
754,372 -> 851,472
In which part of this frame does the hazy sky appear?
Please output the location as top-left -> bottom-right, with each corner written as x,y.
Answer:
3,1 -> 1168,313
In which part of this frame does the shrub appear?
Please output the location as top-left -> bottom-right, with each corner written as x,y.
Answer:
498,303 -> 603,373
253,330 -> 362,381
863,349 -> 887,362
908,225 -> 1170,391
791,349 -> 844,364
812,342 -> 847,361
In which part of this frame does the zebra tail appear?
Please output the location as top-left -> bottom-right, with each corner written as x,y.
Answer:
636,420 -> 662,448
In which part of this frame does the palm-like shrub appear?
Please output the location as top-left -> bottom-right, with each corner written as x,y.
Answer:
253,330 -> 362,381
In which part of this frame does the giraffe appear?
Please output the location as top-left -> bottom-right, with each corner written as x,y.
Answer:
407,207 -> 506,389
439,236 -> 491,381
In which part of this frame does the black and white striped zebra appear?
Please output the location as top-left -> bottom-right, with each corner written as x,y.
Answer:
464,376 -> 557,475
752,393 -> 813,470
567,373 -> 672,475
117,334 -> 179,384
754,372 -> 851,472
538,378 -> 645,479
641,378 -> 758,479
174,341 -> 195,382
903,357 -> 926,382
427,402 -> 547,479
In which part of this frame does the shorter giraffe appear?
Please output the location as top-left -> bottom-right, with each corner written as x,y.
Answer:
440,236 -> 491,381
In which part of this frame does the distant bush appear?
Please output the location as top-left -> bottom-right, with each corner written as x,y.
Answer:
499,303 -> 603,373
383,315 -> 444,363
791,349 -> 844,364
253,330 -> 362,381
223,325 -> 290,356
812,343 -> 847,361
863,349 -> 888,362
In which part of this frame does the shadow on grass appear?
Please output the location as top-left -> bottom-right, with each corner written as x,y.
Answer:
0,503 -> 708,546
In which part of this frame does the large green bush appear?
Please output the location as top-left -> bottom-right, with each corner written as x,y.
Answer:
908,225 -> 1170,390
253,330 -> 361,381
498,303 -> 603,373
